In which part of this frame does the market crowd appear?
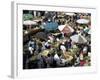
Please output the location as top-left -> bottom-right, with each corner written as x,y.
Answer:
23,11 -> 91,69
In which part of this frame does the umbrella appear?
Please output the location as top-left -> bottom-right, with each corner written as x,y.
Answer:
70,34 -> 87,44
65,13 -> 75,16
23,20 -> 37,25
76,19 -> 89,24
58,25 -> 65,31
23,14 -> 33,21
44,22 -> 58,31
35,32 -> 47,41
58,24 -> 74,34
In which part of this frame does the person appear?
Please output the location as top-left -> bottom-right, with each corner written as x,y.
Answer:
46,54 -> 54,68
54,53 -> 60,61
28,39 -> 34,47
79,51 -> 85,66
28,39 -> 36,54
28,44 -> 34,55
23,50 -> 30,69
45,40 -> 51,49
74,55 -> 80,66
60,43 -> 66,54
41,41 -> 46,50
84,59 -> 90,66
82,45 -> 88,57
58,20 -> 61,25
54,53 -> 65,67
68,39 -> 72,49
37,42 -> 42,53
72,28 -> 78,35
64,40 -> 68,51
48,35 -> 54,43
37,54 -> 44,68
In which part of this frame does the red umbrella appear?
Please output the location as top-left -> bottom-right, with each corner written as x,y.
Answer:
58,25 -> 74,34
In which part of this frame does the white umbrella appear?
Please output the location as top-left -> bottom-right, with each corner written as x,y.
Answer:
23,20 -> 37,25
76,19 -> 89,24
58,25 -> 65,31
65,13 -> 75,16
70,34 -> 87,43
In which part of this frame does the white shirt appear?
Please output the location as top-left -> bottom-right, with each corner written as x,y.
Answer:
28,47 -> 34,54
60,45 -> 66,52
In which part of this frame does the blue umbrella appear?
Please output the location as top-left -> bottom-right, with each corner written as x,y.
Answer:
44,22 -> 58,31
